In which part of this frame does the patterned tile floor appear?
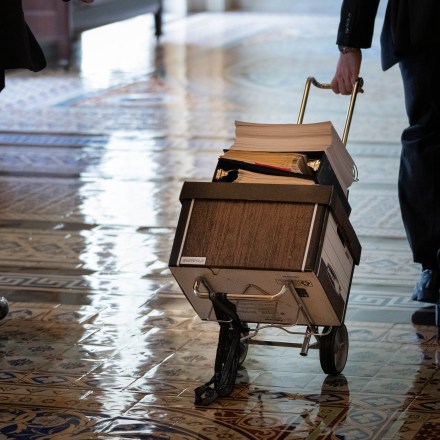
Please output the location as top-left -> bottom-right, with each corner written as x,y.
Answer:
0,4 -> 439,439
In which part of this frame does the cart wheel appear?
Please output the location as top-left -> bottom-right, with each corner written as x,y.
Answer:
0,297 -> 9,320
238,322 -> 250,366
319,324 -> 348,376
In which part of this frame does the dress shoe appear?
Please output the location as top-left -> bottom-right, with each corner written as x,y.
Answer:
412,268 -> 439,303
411,306 -> 436,326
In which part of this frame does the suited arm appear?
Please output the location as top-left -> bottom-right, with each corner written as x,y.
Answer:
336,0 -> 381,48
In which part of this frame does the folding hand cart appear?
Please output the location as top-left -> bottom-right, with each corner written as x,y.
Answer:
169,77 -> 363,406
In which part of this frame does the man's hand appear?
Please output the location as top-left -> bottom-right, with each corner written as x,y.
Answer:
331,50 -> 362,95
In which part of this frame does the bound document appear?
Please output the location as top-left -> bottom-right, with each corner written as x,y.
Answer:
218,150 -> 313,176
215,168 -> 316,185
228,119 -> 356,195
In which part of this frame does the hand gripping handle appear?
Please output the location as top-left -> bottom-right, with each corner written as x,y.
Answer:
297,76 -> 364,146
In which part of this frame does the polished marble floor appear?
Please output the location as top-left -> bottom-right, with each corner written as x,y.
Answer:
0,3 -> 439,439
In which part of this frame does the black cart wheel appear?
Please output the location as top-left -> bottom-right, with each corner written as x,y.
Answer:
319,324 -> 349,376
0,297 -> 9,320
238,323 -> 250,366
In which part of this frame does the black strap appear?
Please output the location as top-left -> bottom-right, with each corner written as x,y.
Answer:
194,291 -> 246,406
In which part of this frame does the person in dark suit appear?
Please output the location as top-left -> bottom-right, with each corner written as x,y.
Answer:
0,1 -> 46,91
331,0 -> 440,303
0,0 -> 94,92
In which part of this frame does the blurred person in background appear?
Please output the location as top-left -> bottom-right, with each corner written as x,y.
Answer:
0,0 -> 94,91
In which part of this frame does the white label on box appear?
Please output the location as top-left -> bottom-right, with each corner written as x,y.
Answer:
180,256 -> 206,265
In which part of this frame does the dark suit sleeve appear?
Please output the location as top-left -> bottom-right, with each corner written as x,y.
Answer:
0,1 -> 46,72
336,0 -> 381,48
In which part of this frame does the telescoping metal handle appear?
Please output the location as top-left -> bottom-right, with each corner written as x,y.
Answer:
297,76 -> 364,146
193,278 -> 288,301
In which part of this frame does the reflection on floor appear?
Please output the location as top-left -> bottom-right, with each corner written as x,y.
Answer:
0,7 -> 439,440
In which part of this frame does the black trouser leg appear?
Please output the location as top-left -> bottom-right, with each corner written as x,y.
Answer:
398,53 -> 440,268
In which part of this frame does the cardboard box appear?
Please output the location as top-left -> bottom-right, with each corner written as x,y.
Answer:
169,182 -> 361,326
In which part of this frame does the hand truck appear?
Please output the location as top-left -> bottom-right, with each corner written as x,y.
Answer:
169,76 -> 364,406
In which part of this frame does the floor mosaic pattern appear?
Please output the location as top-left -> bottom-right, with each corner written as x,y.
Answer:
0,3 -> 439,439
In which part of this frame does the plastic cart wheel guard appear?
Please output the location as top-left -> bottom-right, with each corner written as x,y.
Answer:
194,291 -> 247,406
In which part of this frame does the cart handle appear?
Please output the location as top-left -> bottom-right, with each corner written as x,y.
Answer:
297,76 -> 364,146
193,278 -> 288,301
